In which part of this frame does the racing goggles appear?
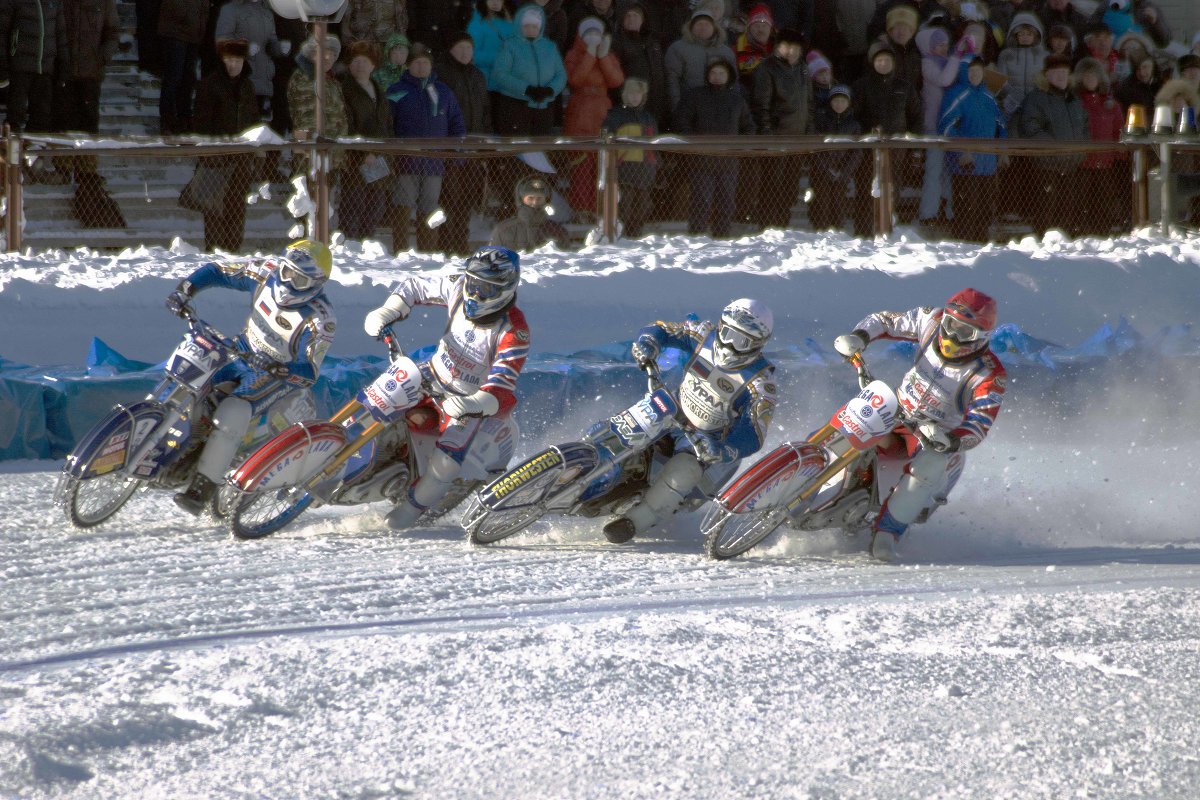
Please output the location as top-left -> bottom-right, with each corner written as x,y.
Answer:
940,313 -> 986,344
717,323 -> 763,354
278,258 -> 317,291
463,275 -> 506,301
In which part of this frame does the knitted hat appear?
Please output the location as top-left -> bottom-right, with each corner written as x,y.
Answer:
578,16 -> 604,39
690,9 -> 715,25
777,27 -> 805,47
216,38 -> 250,59
747,3 -> 773,27
868,40 -> 896,63
1044,52 -> 1073,71
927,27 -> 950,51
830,83 -> 851,100
886,5 -> 919,33
407,43 -> 433,66
300,34 -> 341,63
519,6 -> 542,29
807,50 -> 832,75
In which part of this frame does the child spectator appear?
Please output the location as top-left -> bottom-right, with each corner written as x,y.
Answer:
372,33 -> 411,89
564,16 -> 624,215
1045,24 -> 1075,62
810,84 -> 862,231
807,50 -> 835,108
938,56 -> 1007,242
674,59 -> 754,238
490,173 -> 570,250
1114,30 -> 1154,84
1073,57 -> 1127,235
601,77 -> 659,238
610,3 -> 667,125
996,13 -> 1045,121
468,0 -> 516,89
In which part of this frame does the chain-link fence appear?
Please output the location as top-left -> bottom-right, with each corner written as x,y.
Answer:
3,131 -> 1196,254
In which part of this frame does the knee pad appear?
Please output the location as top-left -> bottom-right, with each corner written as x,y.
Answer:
197,396 -> 253,482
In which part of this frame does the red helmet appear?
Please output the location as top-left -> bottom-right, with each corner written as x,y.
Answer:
938,288 -> 996,359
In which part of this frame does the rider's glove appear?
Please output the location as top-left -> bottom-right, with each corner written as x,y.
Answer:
692,432 -> 738,465
630,335 -> 660,368
363,294 -> 411,337
248,350 -> 288,378
833,329 -> 869,358
441,389 -> 500,420
916,422 -> 960,454
165,281 -> 195,317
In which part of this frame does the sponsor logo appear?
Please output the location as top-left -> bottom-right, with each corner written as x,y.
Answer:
764,382 -> 777,394
365,384 -> 388,410
516,328 -> 530,343
717,377 -> 735,393
860,406 -> 873,418
276,315 -> 293,330
652,396 -> 668,413
464,329 -> 476,343
490,450 -> 563,500
324,322 -> 336,333
870,393 -> 885,408
385,380 -> 398,392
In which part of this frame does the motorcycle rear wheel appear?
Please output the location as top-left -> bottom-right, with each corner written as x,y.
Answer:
229,487 -> 313,540
702,504 -> 789,560
463,497 -> 547,545
62,473 -> 140,528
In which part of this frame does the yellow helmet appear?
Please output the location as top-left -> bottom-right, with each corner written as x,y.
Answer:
273,239 -> 333,306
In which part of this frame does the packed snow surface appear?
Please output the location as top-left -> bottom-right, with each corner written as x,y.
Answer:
4,228 -> 1200,798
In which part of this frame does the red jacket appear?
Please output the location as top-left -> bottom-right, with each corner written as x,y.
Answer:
1078,89 -> 1125,169
563,38 -> 624,135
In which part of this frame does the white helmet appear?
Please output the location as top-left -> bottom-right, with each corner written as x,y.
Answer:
715,298 -> 773,369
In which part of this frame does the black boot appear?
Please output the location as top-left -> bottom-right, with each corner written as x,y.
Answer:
603,516 -> 637,544
174,475 -> 217,516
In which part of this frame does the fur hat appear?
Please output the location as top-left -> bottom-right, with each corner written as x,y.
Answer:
300,34 -> 341,63
216,38 -> 250,60
1043,53 -> 1073,72
346,40 -> 382,67
1073,56 -> 1110,93
407,43 -> 433,66
1156,77 -> 1200,110
776,27 -> 805,47
885,5 -> 918,34
514,174 -> 551,204
747,3 -> 773,27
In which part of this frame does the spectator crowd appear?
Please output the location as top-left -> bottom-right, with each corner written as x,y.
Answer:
3,0 -> 1200,249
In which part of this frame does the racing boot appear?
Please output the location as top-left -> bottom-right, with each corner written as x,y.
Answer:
385,449 -> 460,530
612,453 -> 703,541
869,530 -> 898,563
603,516 -> 637,544
174,475 -> 218,516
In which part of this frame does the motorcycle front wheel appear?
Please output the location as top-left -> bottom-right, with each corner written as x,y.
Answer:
61,472 -> 141,529
702,503 -> 789,560
229,487 -> 314,540
462,496 -> 547,545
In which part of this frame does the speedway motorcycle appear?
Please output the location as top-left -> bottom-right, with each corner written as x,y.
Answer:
699,352 -> 945,559
461,366 -> 715,545
55,306 -> 316,528
225,328 -> 517,539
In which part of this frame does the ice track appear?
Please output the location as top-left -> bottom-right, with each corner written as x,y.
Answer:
6,466 -> 1200,799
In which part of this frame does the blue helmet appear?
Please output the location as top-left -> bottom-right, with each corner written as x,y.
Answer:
268,239 -> 333,308
461,246 -> 520,320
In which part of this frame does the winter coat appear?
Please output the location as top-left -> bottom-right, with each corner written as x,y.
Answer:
1037,0 -> 1089,43
1115,70 -> 1160,115
466,8 -> 515,88
735,30 -> 773,88
850,66 -> 921,134
436,54 -> 491,134
1090,0 -> 1170,49
917,28 -> 961,135
610,25 -> 668,125
938,79 -> 1007,176
342,0 -> 408,48
288,55 -> 350,138
340,74 -> 392,137
996,12 -> 1046,119
215,0 -> 282,97
601,103 -> 658,188
194,62 -> 260,135
63,0 -> 117,81
0,0 -> 68,79
405,0 -> 471,51
538,0 -> 569,53
674,75 -> 754,137
387,68 -> 467,175
664,17 -> 736,114
372,32 -> 409,90
750,53 -> 813,135
491,4 -> 567,109
813,103 -> 862,178
156,0 -> 206,43
563,34 -> 624,135
835,0 -> 876,56
877,32 -> 922,104
490,203 -> 569,250
1017,77 -> 1088,172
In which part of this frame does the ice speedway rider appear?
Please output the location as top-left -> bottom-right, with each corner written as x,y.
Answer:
165,240 -> 337,514
603,299 -> 779,543
833,287 -> 1007,561
362,245 -> 530,529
